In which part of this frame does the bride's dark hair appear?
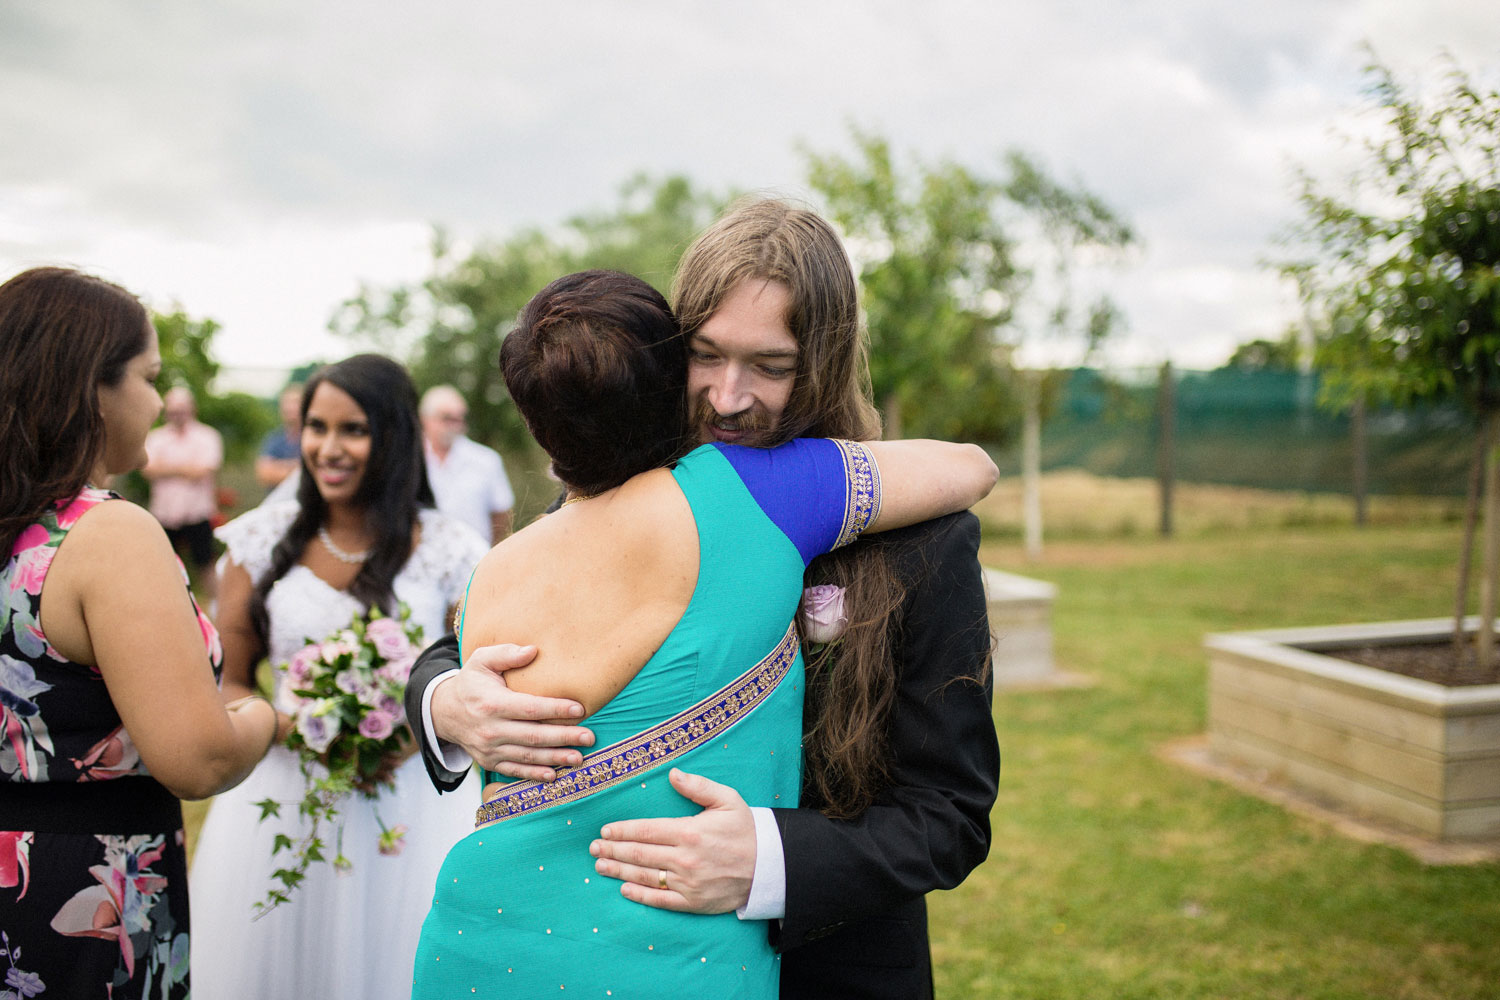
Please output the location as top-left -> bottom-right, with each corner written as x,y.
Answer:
248,354 -> 435,644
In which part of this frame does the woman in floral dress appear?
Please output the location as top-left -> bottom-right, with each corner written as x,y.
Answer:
0,268 -> 278,999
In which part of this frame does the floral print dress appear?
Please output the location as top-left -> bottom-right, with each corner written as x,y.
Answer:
1,488 -> 222,1000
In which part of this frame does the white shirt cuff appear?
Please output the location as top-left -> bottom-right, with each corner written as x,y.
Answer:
421,669 -> 475,773
736,806 -> 786,921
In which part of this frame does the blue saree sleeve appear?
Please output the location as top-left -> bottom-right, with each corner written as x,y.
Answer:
712,438 -> 882,565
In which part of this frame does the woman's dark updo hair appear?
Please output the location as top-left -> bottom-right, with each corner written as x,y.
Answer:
502,270 -> 689,496
0,267 -> 150,556
248,353 -> 435,643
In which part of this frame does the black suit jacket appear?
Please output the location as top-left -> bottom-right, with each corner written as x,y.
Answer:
774,511 -> 997,999
406,633 -> 475,793
403,511 -> 999,1000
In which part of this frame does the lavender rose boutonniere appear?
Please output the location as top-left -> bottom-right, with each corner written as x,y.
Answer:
799,584 -> 849,646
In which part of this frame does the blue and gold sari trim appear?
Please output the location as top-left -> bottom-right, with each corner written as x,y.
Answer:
833,439 -> 881,549
475,622 -> 801,828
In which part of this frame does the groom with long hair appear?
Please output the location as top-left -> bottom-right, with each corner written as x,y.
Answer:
405,198 -> 998,999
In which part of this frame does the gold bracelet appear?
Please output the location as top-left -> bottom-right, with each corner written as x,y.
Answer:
265,706 -> 281,757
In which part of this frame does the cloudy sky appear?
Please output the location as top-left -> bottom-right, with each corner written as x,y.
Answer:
3,1 -> 1496,391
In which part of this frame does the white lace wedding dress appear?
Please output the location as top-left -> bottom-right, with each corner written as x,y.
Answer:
189,501 -> 488,999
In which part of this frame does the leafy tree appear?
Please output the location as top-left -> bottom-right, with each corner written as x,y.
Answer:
332,175 -> 726,470
804,130 -> 1132,442
1221,328 -> 1304,373
153,309 -> 220,397
1280,52 -> 1500,664
152,309 -> 274,464
564,173 -> 726,291
285,361 -> 325,386
999,149 -> 1133,360
341,150 -> 1129,538
410,228 -> 569,453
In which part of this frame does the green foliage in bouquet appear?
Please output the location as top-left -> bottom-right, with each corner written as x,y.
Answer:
252,605 -> 422,917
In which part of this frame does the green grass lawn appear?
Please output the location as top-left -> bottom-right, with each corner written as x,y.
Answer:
933,524 -> 1500,999
184,507 -> 1496,997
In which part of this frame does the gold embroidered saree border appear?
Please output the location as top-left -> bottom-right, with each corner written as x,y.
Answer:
474,622 -> 800,827
832,439 -> 881,549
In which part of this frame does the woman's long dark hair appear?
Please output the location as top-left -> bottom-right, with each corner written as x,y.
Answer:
248,354 -> 434,644
0,267 -> 150,556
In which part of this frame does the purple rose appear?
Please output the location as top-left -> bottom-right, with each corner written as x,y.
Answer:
376,692 -> 405,722
798,584 -> 848,645
358,710 -> 395,741
286,645 -> 320,685
365,617 -> 411,661
296,709 -> 336,754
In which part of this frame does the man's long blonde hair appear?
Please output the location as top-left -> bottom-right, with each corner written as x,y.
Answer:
673,198 -> 905,818
673,198 -> 881,445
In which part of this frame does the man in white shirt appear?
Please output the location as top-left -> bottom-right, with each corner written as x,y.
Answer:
419,385 -> 514,544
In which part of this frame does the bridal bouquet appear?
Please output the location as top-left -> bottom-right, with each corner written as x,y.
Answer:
252,605 -> 421,917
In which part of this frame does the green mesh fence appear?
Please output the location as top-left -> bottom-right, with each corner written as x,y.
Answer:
1015,367 -> 1470,497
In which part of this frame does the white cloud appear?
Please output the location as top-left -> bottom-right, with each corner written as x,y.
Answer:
1,0 -> 1496,383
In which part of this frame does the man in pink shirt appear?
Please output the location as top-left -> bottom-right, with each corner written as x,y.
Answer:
144,386 -> 224,605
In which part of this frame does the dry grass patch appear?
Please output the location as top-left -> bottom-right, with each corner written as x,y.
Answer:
974,470 -> 1461,539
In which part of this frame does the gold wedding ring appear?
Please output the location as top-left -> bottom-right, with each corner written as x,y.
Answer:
657,868 -> 669,890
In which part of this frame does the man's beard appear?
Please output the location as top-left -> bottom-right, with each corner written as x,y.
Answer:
691,396 -> 774,447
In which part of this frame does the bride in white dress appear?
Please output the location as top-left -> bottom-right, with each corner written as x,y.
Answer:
189,355 -> 488,999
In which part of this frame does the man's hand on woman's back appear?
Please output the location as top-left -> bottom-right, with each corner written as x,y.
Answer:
431,643 -> 596,781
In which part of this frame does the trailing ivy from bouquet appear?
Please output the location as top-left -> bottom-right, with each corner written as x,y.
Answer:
252,605 -> 421,917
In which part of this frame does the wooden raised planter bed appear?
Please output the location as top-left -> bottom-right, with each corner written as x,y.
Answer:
1206,618 -> 1500,840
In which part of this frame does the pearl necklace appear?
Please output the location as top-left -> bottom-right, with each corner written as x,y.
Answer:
318,526 -> 370,564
